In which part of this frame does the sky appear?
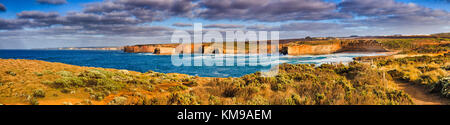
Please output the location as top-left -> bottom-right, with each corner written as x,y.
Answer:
0,0 -> 449,49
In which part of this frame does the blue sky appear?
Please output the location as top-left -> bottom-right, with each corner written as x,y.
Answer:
0,0 -> 449,49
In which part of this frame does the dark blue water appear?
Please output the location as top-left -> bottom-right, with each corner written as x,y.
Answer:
0,50 -> 386,77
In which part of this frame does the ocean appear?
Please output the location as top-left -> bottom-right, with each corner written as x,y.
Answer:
0,50 -> 386,77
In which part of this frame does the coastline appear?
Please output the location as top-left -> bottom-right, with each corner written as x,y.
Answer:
1,37 -> 449,105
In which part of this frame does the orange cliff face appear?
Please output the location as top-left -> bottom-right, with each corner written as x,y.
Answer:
123,40 -> 390,55
285,43 -> 342,55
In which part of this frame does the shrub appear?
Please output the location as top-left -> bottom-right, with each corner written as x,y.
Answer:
145,85 -> 155,92
52,77 -> 85,88
79,69 -> 107,79
32,89 -> 46,98
284,94 -> 304,105
34,72 -> 43,77
222,85 -> 240,97
56,71 -> 73,77
168,85 -> 188,92
5,71 -> 16,76
91,92 -> 108,101
61,88 -> 72,93
168,93 -> 199,105
246,95 -> 269,105
29,98 -> 39,105
108,96 -> 128,105
429,77 -> 450,98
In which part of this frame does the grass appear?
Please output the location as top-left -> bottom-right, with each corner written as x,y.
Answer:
141,62 -> 414,105
0,58 -> 417,105
375,55 -> 449,98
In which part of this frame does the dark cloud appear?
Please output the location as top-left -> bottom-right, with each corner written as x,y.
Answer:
0,3 -> 6,12
198,0 -> 350,22
37,0 -> 67,5
0,19 -> 31,30
3,9 -> 171,36
83,0 -> 196,22
204,24 -> 244,29
339,0 -> 423,16
16,11 -> 64,27
172,23 -> 193,27
339,0 -> 450,27
64,12 -> 140,25
17,11 -> 59,19
247,22 -> 351,31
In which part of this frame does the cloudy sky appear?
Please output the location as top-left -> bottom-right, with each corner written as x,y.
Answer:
0,0 -> 449,49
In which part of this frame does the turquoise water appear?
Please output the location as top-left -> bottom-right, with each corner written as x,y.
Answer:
0,50 -> 386,77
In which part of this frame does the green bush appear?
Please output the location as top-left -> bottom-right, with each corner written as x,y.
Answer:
34,72 -> 43,77
52,77 -> 85,88
168,85 -> 188,92
32,89 -> 46,98
429,77 -> 450,98
168,93 -> 199,105
29,98 -> 39,105
108,96 -> 128,105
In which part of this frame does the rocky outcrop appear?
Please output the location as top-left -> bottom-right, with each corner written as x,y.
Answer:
338,40 -> 388,52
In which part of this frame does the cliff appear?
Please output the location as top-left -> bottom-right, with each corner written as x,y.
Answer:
284,43 -> 342,55
338,40 -> 387,52
123,40 -> 389,55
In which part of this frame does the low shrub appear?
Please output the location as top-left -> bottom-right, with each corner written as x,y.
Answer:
29,98 -> 39,105
108,96 -> 128,105
429,77 -> 450,98
32,89 -> 46,98
5,71 -> 16,76
167,93 -> 199,105
168,85 -> 188,92
56,71 -> 73,77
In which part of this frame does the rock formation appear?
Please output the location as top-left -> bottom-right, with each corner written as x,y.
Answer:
123,40 -> 389,55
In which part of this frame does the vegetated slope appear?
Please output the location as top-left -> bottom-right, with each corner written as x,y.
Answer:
0,59 -> 197,105
355,41 -> 450,105
432,32 -> 450,38
0,58 -> 414,105
375,55 -> 450,104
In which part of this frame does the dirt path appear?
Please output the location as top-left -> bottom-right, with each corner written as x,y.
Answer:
396,81 -> 449,105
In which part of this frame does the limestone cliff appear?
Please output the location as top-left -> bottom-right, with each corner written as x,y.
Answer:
123,40 -> 389,55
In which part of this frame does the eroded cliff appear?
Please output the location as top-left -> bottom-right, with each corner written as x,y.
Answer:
123,40 -> 389,55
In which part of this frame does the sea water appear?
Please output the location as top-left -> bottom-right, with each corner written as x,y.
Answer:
0,50 -> 386,77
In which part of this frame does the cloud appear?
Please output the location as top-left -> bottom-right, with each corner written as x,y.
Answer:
37,0 -> 67,5
0,19 -> 30,30
247,22 -> 351,31
172,23 -> 193,27
204,24 -> 244,29
280,22 -> 345,31
2,9 -> 173,37
338,0 -> 450,27
83,0 -> 197,22
17,11 -> 59,19
0,3 -> 6,12
197,0 -> 351,22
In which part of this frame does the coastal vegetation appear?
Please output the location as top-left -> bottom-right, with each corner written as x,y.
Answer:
0,58 -> 431,105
